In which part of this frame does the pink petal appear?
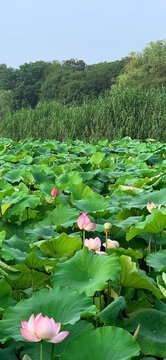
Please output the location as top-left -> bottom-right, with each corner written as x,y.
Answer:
21,328 -> 40,342
27,314 -> 36,333
90,237 -> 101,250
84,239 -> 90,249
35,313 -> 42,321
47,331 -> 70,344
49,319 -> 61,336
77,213 -> 90,229
35,315 -> 55,340
21,321 -> 28,329
84,222 -> 96,231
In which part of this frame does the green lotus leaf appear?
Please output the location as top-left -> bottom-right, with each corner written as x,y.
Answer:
0,286 -> 97,343
55,171 -> 82,191
3,168 -> 25,183
0,279 -> 15,313
2,244 -> 28,262
51,247 -> 121,296
75,194 -> 110,214
7,195 -> 41,216
39,182 -> 55,197
146,250 -> 166,271
116,216 -> 143,229
24,252 -> 58,269
60,326 -> 140,360
119,255 -> 161,298
90,152 -> 105,165
39,204 -> 79,229
6,264 -> 48,290
19,154 -> 33,164
107,247 -> 143,261
98,296 -> 126,325
126,209 -> 166,241
69,183 -> 94,201
0,347 -> 17,360
0,144 -> 6,155
124,308 -> 166,357
30,167 -> 53,184
125,188 -> 166,209
33,233 -> 82,258
25,225 -> 56,241
119,185 -> 143,195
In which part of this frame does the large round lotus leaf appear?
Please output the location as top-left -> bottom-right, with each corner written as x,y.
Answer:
3,168 -> 25,183
39,204 -> 79,228
75,194 -> 111,214
146,250 -> 166,271
127,209 -> 166,240
124,308 -> 166,357
0,286 -> 97,343
60,326 -> 140,360
125,189 -> 166,209
51,247 -> 121,296
119,256 -> 161,298
21,320 -> 94,360
33,233 -> 82,258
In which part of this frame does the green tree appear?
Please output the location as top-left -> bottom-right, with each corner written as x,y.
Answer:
0,65 -> 16,91
12,61 -> 50,110
116,40 -> 166,89
0,90 -> 13,118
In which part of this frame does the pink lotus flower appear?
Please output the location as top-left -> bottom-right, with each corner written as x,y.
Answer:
21,313 -> 69,343
51,187 -> 59,198
77,213 -> 96,231
130,184 -> 135,188
85,237 -> 101,251
111,157 -> 114,162
85,237 -> 107,255
147,202 -> 161,213
103,239 -> 119,249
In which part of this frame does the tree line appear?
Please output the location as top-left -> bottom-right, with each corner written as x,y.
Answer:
0,57 -> 128,114
0,40 -> 166,141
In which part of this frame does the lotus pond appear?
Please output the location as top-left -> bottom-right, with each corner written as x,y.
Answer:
0,136 -> 166,359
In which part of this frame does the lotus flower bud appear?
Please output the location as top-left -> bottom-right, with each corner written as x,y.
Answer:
103,239 -> 119,249
77,213 -> 96,231
51,187 -> 59,198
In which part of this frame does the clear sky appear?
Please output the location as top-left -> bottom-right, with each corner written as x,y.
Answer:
1,0 -> 166,68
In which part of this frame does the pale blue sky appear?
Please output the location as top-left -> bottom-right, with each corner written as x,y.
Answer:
1,0 -> 166,68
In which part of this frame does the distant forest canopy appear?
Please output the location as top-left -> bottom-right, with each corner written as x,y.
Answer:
0,40 -> 166,115
0,56 -> 128,112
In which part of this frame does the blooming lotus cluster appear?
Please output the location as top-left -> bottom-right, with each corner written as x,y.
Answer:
51,187 -> 59,198
84,237 -> 106,255
147,202 -> 161,213
21,313 -> 69,343
103,239 -> 119,249
77,213 -> 96,231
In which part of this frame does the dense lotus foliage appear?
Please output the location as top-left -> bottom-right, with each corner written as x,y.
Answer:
0,136 -> 166,359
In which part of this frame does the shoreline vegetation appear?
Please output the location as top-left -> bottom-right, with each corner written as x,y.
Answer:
0,86 -> 166,142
